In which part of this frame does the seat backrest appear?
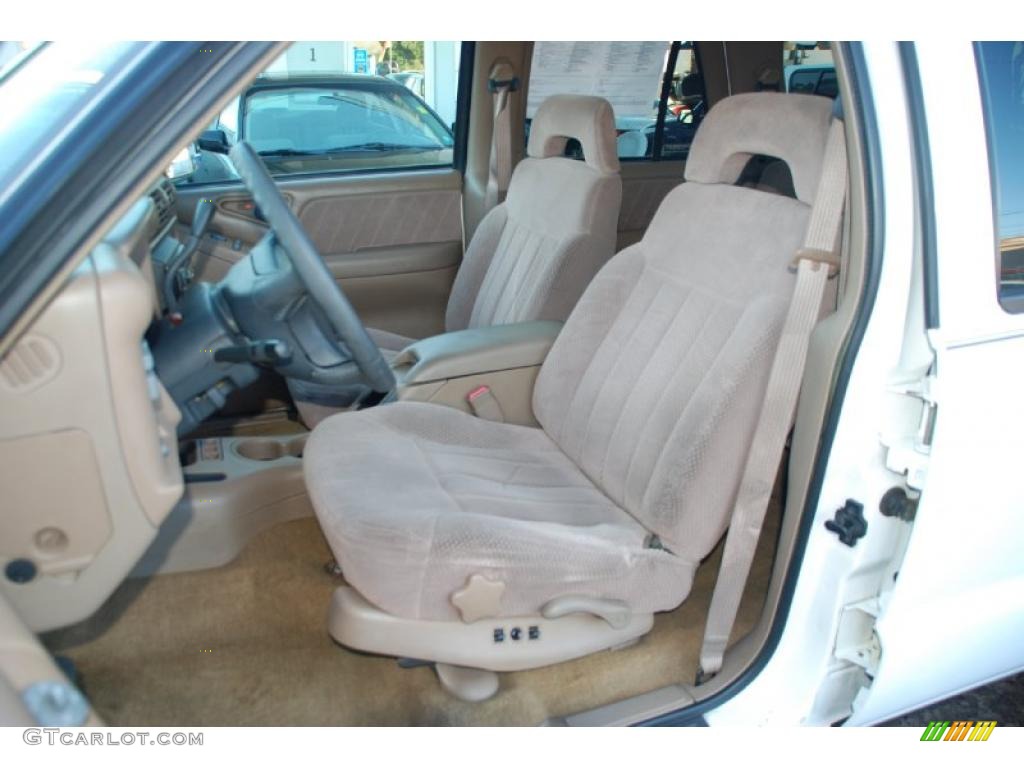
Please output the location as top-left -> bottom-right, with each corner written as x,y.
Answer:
445,95 -> 622,332
533,92 -> 837,563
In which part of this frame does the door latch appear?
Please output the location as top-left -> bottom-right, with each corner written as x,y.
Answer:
824,499 -> 867,547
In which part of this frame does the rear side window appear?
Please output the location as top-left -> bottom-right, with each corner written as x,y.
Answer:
525,41 -> 706,162
783,42 -> 837,99
976,42 -> 1024,313
173,40 -> 463,186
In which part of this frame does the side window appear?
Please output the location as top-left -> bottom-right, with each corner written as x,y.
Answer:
976,42 -> 1024,314
783,42 -> 837,99
171,41 -> 463,186
788,69 -> 822,95
525,41 -> 706,162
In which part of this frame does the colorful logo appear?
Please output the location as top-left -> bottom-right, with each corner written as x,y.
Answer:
920,720 -> 997,741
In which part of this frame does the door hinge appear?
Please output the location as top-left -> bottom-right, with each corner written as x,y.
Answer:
834,597 -> 882,678
808,597 -> 882,723
882,373 -> 937,491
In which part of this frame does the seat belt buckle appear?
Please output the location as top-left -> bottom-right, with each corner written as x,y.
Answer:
467,385 -> 505,423
790,247 -> 840,278
487,76 -> 520,94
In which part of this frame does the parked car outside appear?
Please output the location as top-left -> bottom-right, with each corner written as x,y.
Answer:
174,73 -> 454,184
784,64 -> 838,98
388,70 -> 425,98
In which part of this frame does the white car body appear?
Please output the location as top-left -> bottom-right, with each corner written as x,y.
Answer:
708,41 -> 1024,726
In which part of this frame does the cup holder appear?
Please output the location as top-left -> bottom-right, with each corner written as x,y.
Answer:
233,436 -> 307,462
178,440 -> 199,467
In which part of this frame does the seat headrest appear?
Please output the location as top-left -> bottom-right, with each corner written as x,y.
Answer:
684,92 -> 836,205
527,95 -> 620,174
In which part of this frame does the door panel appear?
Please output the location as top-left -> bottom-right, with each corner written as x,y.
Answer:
331,262 -> 458,338
175,168 -> 465,338
616,160 -> 686,249
300,187 -> 462,255
178,161 -> 676,335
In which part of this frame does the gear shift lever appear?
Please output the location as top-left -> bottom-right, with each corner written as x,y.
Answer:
163,197 -> 215,314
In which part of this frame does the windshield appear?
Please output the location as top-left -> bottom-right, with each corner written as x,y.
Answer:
0,42 -> 138,191
243,85 -> 453,155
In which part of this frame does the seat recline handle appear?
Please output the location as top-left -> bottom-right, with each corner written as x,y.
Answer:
541,595 -> 631,629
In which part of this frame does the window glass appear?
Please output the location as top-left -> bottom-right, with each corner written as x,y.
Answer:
171,41 -> 462,185
0,42 -> 137,184
217,96 -> 240,143
783,42 -> 837,99
788,69 -> 821,95
976,42 -> 1024,313
660,43 -> 705,160
525,41 -> 705,162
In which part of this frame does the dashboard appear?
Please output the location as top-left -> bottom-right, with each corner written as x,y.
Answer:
0,166 -> 380,632
0,181 -> 186,631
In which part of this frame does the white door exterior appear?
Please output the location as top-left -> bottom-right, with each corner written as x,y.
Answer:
845,40 -> 1024,725
708,41 -> 1024,727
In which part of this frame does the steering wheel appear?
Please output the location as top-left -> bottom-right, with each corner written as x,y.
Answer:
228,141 -> 396,394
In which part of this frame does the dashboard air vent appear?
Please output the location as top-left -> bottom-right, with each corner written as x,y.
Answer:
148,179 -> 177,232
0,335 -> 61,394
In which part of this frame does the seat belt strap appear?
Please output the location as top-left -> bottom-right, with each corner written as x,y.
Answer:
697,118 -> 847,682
484,58 -> 518,210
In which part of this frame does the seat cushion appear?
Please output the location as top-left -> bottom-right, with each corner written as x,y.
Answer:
304,401 -> 695,622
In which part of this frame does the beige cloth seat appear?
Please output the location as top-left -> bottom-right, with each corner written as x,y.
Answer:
304,92 -> 838,624
290,95 -> 622,424
405,93 -> 622,343
305,402 -> 692,620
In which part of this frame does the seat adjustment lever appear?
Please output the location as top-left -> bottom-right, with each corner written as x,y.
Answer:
541,595 -> 631,629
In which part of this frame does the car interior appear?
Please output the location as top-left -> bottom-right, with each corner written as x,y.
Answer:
0,40 -> 871,726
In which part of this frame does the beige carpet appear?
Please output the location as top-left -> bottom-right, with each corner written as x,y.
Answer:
44,498 -> 780,726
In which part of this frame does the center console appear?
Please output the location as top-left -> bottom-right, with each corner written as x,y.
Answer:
132,433 -> 311,577
392,320 -> 563,426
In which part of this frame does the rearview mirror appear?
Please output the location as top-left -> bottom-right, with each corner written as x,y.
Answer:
197,129 -> 230,154
165,146 -> 195,180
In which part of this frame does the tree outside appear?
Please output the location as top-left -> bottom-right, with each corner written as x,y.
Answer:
377,41 -> 425,74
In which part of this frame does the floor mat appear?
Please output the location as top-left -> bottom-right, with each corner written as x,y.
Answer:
44,501 -> 780,726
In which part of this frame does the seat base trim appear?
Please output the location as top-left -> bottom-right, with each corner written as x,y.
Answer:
328,586 -> 653,673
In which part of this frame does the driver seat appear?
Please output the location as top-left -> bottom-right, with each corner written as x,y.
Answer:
303,92 -> 840,701
290,94 -> 622,425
